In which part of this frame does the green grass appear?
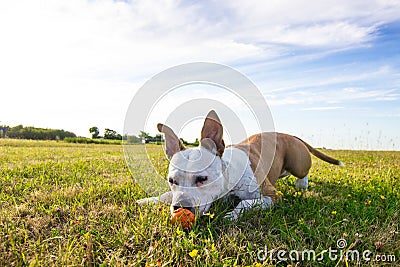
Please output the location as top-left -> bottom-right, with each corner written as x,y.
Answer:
0,139 -> 398,266
64,137 -> 123,145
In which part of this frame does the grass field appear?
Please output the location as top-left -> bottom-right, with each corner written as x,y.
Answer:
0,139 -> 399,266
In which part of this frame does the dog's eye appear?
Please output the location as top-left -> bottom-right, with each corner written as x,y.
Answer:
168,178 -> 178,185
195,175 -> 208,184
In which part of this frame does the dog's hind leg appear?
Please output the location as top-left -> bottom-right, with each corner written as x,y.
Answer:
224,196 -> 274,221
137,191 -> 173,205
295,175 -> 309,190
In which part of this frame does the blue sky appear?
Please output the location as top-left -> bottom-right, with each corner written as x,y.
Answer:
0,0 -> 399,150
256,22 -> 400,150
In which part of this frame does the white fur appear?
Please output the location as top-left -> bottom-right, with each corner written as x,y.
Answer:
295,175 -> 309,190
224,196 -> 273,221
136,191 -> 173,204
168,146 -> 225,215
138,147 -> 275,220
222,147 -> 261,198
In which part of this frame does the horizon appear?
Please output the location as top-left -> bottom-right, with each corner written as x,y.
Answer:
1,122 -> 398,152
1,1 -> 399,150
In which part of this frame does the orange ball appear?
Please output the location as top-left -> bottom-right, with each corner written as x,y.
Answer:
170,208 -> 195,229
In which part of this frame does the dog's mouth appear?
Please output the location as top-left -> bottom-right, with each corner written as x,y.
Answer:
172,205 -> 195,214
170,203 -> 213,217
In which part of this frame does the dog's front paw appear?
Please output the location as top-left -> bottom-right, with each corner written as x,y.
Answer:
137,192 -> 173,205
224,211 -> 239,221
136,197 -> 159,205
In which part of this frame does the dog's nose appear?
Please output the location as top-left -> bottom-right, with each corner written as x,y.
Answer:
171,191 -> 196,213
172,205 -> 182,211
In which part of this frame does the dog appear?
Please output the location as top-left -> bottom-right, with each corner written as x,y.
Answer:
138,110 -> 343,220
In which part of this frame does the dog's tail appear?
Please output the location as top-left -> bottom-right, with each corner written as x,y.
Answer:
295,137 -> 344,166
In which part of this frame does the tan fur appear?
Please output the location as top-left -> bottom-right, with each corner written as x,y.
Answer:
232,132 -> 339,202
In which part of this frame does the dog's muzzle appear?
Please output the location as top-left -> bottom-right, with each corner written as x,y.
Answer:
171,191 -> 196,214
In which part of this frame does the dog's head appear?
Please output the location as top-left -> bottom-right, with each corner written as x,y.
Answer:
158,110 -> 226,216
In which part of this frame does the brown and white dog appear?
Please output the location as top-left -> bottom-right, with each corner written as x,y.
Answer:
138,110 -> 343,220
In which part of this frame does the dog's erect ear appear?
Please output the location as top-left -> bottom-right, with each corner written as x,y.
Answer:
157,123 -> 185,159
200,110 -> 225,157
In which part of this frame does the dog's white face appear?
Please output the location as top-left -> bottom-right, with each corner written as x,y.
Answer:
158,110 -> 226,217
167,146 -> 225,216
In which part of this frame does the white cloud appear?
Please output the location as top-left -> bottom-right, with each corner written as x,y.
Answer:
267,87 -> 399,107
225,0 -> 400,26
269,22 -> 376,47
1,0 -> 399,81
222,0 -> 399,46
263,65 -> 394,93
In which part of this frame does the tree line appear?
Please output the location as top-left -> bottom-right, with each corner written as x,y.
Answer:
124,130 -> 199,146
89,126 -> 122,140
0,124 -> 199,146
0,125 -> 76,140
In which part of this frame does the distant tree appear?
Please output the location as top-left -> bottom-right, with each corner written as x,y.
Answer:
6,125 -> 75,140
103,128 -> 122,140
125,134 -> 141,143
138,131 -> 151,139
104,128 -> 117,140
192,138 -> 199,146
180,138 -> 188,146
155,134 -> 162,142
89,126 -> 100,139
7,125 -> 23,138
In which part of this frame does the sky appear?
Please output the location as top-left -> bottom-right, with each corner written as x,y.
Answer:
0,0 -> 399,150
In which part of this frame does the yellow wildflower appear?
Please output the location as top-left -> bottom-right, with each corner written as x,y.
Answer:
189,249 -> 198,258
176,228 -> 183,235
211,243 -> 216,251
204,212 -> 215,219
